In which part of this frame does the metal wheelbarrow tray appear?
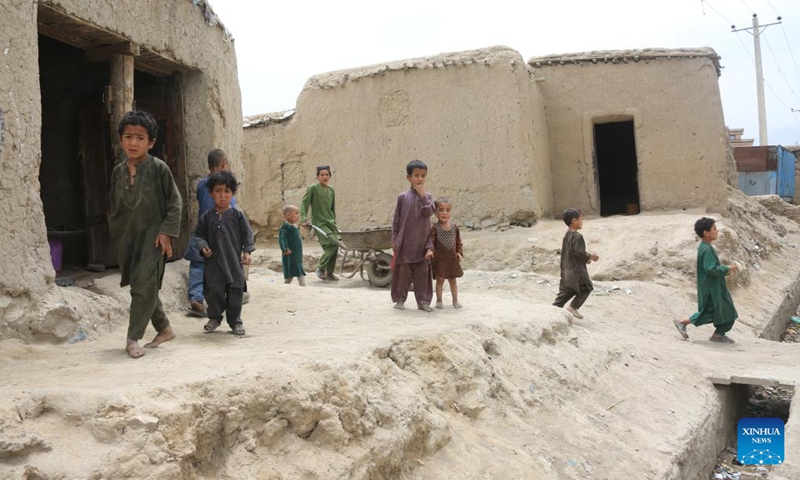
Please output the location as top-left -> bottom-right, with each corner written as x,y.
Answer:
337,227 -> 393,287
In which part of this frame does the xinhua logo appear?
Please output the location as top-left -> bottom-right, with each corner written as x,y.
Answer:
738,418 -> 784,465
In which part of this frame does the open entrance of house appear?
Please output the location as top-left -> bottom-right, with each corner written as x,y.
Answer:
37,5 -> 190,277
594,120 -> 640,216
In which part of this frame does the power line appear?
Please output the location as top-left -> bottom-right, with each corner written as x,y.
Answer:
780,23 -> 800,84
764,0 -> 780,17
701,0 -> 735,27
762,34 -> 800,103
739,0 -> 755,15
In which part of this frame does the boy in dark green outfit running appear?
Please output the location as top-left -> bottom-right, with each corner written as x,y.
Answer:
673,217 -> 739,343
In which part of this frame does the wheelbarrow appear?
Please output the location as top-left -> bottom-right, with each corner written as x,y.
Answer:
336,227 -> 393,287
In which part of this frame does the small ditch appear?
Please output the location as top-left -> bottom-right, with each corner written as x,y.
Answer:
708,384 -> 794,479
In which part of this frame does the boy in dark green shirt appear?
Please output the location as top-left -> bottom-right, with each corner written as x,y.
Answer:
108,111 -> 182,358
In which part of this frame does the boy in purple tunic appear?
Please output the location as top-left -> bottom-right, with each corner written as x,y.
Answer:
391,160 -> 435,311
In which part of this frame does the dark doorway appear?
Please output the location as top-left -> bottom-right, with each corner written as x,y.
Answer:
38,34 -> 112,270
38,34 -> 190,271
594,120 -> 640,216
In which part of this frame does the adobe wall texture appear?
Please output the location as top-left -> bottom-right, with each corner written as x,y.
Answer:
242,46 -> 552,235
0,0 -> 241,342
530,49 -> 730,215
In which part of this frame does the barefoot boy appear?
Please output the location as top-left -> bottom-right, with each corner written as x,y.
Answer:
108,110 -> 181,358
673,217 -> 739,343
553,208 -> 599,320
391,159 -> 435,311
279,205 -> 306,286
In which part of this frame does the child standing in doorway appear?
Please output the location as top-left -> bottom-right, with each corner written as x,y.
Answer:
391,159 -> 435,311
431,197 -> 464,309
553,208 -> 599,320
673,217 -> 739,343
194,170 -> 255,336
279,205 -> 306,286
108,110 -> 182,359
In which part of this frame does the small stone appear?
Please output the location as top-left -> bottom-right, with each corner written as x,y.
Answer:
127,414 -> 159,432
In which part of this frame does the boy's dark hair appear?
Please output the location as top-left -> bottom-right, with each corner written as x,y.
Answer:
562,208 -> 582,226
406,159 -> 428,175
118,110 -> 158,140
206,170 -> 239,194
208,149 -> 227,171
694,217 -> 716,238
434,197 -> 450,209
316,165 -> 331,176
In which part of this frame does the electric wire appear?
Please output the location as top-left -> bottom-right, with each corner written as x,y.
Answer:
701,0 -> 735,27
762,34 -> 800,103
779,23 -> 800,84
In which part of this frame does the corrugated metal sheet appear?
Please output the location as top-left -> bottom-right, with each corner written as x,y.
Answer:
738,171 -> 777,195
776,146 -> 796,200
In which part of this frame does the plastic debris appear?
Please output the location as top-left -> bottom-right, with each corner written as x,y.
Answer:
790,316 -> 800,324
528,383 -> 535,393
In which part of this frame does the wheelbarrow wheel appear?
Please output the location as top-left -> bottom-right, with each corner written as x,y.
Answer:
367,252 -> 393,288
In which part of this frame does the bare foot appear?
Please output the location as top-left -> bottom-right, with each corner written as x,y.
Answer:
126,338 -> 145,358
435,301 -> 444,309
394,301 -> 405,310
418,303 -> 433,312
452,301 -> 462,309
299,276 -> 306,286
144,326 -> 175,348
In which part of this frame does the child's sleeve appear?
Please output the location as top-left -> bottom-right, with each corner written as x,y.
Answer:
701,247 -> 729,277
159,164 -> 182,237
570,233 -> 592,263
421,193 -> 435,218
194,212 -> 210,252
456,226 -> 464,257
391,194 -> 402,243
331,188 -> 336,222
300,186 -> 313,225
279,225 -> 290,252
240,212 -> 256,253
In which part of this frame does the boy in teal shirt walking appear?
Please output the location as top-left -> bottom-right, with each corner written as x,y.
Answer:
674,217 -> 739,343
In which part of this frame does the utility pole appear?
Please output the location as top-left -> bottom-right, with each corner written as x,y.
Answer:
732,14 -> 782,146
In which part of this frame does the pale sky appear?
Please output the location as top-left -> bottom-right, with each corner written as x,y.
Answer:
213,0 -> 800,146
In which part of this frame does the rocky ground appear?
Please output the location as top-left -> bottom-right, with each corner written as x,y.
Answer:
1,191 -> 800,479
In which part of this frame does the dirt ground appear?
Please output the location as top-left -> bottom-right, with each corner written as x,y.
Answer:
2,191 -> 800,479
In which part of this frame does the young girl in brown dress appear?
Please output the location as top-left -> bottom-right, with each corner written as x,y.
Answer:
431,197 -> 464,309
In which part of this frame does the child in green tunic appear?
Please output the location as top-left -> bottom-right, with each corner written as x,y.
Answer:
108,111 -> 182,359
674,217 -> 739,343
300,165 -> 339,281
279,205 -> 306,286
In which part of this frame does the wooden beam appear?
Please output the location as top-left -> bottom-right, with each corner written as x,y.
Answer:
109,54 -> 135,164
85,42 -> 140,63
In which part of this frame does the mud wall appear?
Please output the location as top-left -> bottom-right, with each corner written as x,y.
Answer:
0,0 -> 241,342
241,46 -> 552,235
0,0 -> 51,297
531,50 -> 730,215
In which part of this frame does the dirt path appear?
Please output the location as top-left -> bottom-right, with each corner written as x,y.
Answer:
3,202 -> 800,479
